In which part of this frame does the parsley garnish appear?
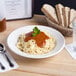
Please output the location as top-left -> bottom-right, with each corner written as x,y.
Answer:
32,27 -> 40,37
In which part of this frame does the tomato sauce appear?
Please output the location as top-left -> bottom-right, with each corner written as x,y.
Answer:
0,18 -> 6,32
24,32 -> 49,47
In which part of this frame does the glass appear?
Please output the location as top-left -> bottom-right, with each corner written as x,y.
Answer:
72,17 -> 76,49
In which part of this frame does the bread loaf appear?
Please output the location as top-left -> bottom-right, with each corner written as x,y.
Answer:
55,4 -> 64,27
41,3 -> 76,30
41,4 -> 59,24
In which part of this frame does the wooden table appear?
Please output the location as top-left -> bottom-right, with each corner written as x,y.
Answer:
0,15 -> 76,76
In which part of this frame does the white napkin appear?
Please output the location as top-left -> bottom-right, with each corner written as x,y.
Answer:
0,51 -> 19,72
65,43 -> 76,59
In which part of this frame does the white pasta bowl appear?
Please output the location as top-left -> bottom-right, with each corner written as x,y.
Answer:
7,25 -> 65,59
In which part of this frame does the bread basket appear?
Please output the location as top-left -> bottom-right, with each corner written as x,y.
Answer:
46,17 -> 73,36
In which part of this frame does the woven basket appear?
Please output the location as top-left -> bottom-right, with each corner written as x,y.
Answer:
46,17 -> 73,37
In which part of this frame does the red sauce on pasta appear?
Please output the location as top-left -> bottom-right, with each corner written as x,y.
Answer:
24,32 -> 49,47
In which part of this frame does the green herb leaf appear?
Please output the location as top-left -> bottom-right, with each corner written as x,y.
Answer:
33,27 -> 38,33
32,27 -> 40,37
37,30 -> 40,34
32,33 -> 37,37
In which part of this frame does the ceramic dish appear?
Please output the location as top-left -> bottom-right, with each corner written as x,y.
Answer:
7,25 -> 65,59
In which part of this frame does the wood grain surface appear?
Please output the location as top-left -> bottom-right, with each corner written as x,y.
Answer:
0,15 -> 76,76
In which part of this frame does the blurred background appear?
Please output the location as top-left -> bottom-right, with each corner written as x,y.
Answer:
34,0 -> 76,15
